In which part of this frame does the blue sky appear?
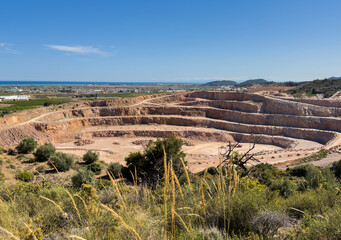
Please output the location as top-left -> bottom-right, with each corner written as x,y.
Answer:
0,0 -> 341,83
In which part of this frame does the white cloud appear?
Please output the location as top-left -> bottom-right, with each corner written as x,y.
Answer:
46,45 -> 107,55
0,42 -> 19,54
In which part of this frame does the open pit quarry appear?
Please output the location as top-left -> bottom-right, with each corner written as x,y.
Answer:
1,91 -> 341,172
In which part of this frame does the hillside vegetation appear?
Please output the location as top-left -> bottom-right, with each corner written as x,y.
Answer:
201,80 -> 237,86
201,79 -> 301,88
0,137 -> 340,239
288,78 -> 341,98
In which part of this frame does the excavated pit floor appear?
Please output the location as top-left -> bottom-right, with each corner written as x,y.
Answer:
54,124 -> 323,172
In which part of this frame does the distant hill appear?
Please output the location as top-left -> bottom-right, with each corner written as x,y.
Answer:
201,78 -> 304,89
201,80 -> 237,86
327,76 -> 341,80
287,78 -> 341,98
236,78 -> 269,87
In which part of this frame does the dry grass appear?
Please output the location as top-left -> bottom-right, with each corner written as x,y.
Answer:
100,203 -> 142,240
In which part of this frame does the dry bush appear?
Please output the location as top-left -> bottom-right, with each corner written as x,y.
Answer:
251,211 -> 292,237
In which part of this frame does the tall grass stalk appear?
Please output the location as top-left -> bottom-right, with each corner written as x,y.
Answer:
173,210 -> 190,233
0,226 -> 19,240
134,166 -> 138,186
232,168 -> 238,197
100,203 -> 142,240
129,170 -> 136,186
172,166 -> 184,201
180,157 -> 192,193
68,235 -> 87,240
228,156 -> 233,194
21,221 -> 38,240
74,194 -> 88,213
39,195 -> 65,214
163,147 -> 169,239
65,189 -> 82,221
170,160 -> 176,237
107,170 -> 126,208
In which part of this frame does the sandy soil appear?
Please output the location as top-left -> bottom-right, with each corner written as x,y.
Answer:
55,135 -> 286,172
53,122 -> 328,172
312,153 -> 341,167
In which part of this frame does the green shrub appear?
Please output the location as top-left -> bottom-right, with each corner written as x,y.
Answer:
289,164 -> 329,189
49,152 -> 74,172
83,150 -> 99,164
290,149 -> 328,165
71,169 -> 95,188
8,164 -> 16,169
0,147 -> 4,154
287,165 -> 307,177
250,163 -> 281,185
34,143 -> 56,162
297,205 -> 341,239
7,148 -> 16,155
16,170 -> 34,182
286,189 -> 337,218
16,137 -> 37,154
269,178 -> 296,198
87,162 -> 102,175
107,162 -> 123,178
207,166 -> 219,175
304,165 -> 324,189
331,159 -> 341,178
16,154 -> 25,160
206,188 -> 267,234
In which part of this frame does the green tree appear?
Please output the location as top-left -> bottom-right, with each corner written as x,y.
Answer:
49,152 -> 74,172
34,143 -> 56,162
125,136 -> 186,185
16,137 -> 37,154
83,150 -> 99,164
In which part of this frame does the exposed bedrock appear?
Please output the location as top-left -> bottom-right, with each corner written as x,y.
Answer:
39,105 -> 341,132
261,97 -> 341,117
188,91 -> 341,117
33,115 -> 336,145
89,129 -> 294,148
0,125 -> 49,146
91,129 -> 235,142
177,99 -> 261,113
283,98 -> 341,108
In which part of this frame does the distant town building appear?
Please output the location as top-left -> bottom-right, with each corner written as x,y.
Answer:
0,95 -> 30,101
7,87 -> 23,92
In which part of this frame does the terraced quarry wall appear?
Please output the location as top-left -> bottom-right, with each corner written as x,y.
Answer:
283,98 -> 341,108
0,90 -> 340,166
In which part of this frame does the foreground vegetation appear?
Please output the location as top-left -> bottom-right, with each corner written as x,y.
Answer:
0,137 -> 341,239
